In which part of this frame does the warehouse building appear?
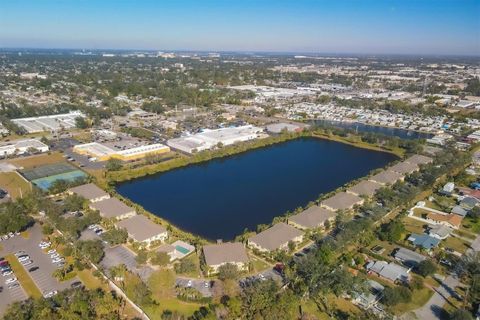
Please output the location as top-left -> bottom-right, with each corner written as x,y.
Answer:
288,205 -> 336,230
202,242 -> 249,275
248,222 -> 304,252
167,125 -> 263,154
73,142 -> 170,161
12,111 -> 85,133
0,139 -> 49,157
116,215 -> 168,247
90,197 -> 136,220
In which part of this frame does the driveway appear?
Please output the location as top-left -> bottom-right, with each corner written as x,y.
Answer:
176,277 -> 212,297
0,224 -> 77,297
414,275 -> 460,320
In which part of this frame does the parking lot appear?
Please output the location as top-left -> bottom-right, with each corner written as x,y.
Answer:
0,264 -> 27,315
101,245 -> 154,281
175,277 -> 213,297
0,224 -> 78,300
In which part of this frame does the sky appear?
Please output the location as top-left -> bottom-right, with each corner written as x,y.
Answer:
0,0 -> 479,55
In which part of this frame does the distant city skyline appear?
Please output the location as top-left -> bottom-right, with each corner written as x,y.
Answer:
1,0 -> 479,56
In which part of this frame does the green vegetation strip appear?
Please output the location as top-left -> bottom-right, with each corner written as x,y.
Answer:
5,254 -> 42,299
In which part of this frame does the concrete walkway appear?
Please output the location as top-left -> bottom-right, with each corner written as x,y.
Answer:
414,275 -> 460,320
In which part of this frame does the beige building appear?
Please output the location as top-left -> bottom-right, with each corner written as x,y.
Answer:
248,222 -> 304,253
89,198 -> 136,220
321,192 -> 364,212
116,215 -> 168,247
68,183 -> 110,203
202,242 -> 249,275
288,206 -> 336,230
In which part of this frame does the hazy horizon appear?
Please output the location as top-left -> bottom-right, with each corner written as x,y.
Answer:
1,0 -> 479,56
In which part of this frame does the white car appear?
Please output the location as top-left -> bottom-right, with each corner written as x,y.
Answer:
88,224 -> 98,230
2,235 -> 8,240
15,251 -> 26,257
21,260 -> 33,266
50,253 -> 60,259
2,270 -> 13,276
43,290 -> 58,298
5,277 -> 17,284
47,249 -> 56,255
187,280 -> 192,287
52,258 -> 64,264
18,256 -> 30,262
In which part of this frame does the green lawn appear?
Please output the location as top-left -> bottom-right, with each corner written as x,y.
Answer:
462,216 -> 480,234
5,254 -> 42,299
403,217 -> 428,234
76,269 -> 106,290
390,287 -> 434,315
0,172 -> 31,199
442,236 -> 470,254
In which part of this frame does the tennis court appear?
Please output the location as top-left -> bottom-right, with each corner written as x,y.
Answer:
32,170 -> 87,190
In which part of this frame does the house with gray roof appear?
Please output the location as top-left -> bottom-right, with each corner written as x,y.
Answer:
116,214 -> 167,247
405,154 -> 433,166
451,205 -> 468,217
408,234 -> 441,251
393,247 -> 426,268
248,222 -> 304,252
369,170 -> 404,185
347,180 -> 383,197
366,260 -> 410,283
202,242 -> 249,275
288,206 -> 336,230
90,197 -> 136,220
428,225 -> 452,240
69,183 -> 110,203
389,161 -> 419,175
321,192 -> 364,212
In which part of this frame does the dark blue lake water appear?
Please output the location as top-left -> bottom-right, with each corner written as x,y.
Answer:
117,138 -> 397,240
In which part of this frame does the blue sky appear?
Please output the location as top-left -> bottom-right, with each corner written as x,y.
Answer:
0,0 -> 479,55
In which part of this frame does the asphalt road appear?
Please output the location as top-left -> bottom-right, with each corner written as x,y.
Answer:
0,260 -> 27,316
414,275 -> 460,320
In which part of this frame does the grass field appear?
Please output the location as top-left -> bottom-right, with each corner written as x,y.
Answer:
0,171 -> 31,199
390,287 -> 434,315
5,254 -> 42,299
8,152 -> 65,169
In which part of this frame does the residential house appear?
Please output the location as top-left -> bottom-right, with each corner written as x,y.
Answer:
116,215 -> 168,247
408,234 -> 441,251
366,260 -> 410,283
68,183 -> 110,203
321,192 -> 364,212
347,180 -> 383,198
426,213 -> 463,229
393,247 -> 426,268
428,225 -> 453,240
370,170 -> 404,185
248,222 -> 304,252
202,242 -> 249,275
288,206 -> 336,230
90,198 -> 136,220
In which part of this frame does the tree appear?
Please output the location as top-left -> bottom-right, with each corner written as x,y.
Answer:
75,116 -> 90,129
63,194 -> 86,212
381,286 -> 412,306
77,240 -> 104,264
175,258 -> 196,274
416,259 -> 437,277
218,263 -> 239,281
150,252 -> 170,266
450,309 -> 473,320
105,158 -> 122,171
378,219 -> 405,242
101,228 -> 128,245
135,250 -> 148,265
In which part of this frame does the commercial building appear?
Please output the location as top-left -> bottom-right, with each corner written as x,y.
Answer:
248,222 -> 304,253
202,242 -> 249,275
116,215 -> 168,247
347,180 -> 382,198
12,111 -> 85,133
288,206 -> 336,230
167,125 -> 263,154
68,183 -> 110,203
0,139 -> 49,157
89,198 -> 136,220
321,192 -> 364,212
73,142 -> 170,161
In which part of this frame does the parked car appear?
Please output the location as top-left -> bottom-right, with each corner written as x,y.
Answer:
14,251 -> 26,257
28,266 -> 39,272
5,277 -> 17,284
2,270 -> 13,276
18,255 -> 30,262
21,260 -> 33,266
71,281 -> 83,289
47,249 -> 56,255
8,283 -> 19,289
43,290 -> 58,298
50,253 -> 60,259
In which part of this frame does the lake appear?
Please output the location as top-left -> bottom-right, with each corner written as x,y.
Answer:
117,138 -> 398,240
313,120 -> 433,140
